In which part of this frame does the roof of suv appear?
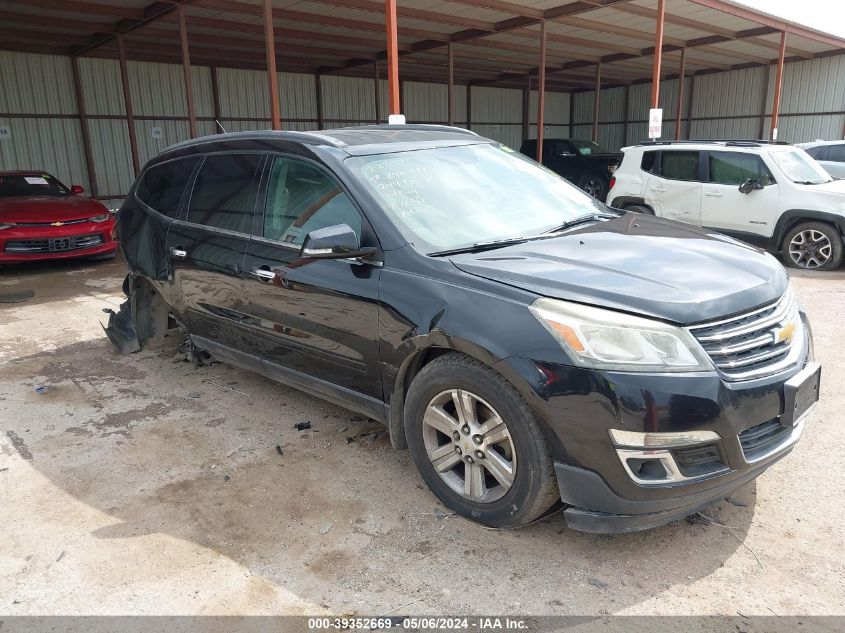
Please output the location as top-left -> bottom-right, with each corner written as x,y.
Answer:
162,124 -> 487,158
621,140 -> 795,153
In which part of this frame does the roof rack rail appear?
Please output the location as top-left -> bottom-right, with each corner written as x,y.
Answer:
635,139 -> 791,147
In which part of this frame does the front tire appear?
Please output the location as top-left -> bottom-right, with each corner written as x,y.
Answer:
405,353 -> 560,528
782,222 -> 842,271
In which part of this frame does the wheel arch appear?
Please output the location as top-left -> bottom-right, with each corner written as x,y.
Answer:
773,210 -> 845,251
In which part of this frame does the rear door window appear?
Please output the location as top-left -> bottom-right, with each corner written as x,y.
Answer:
186,154 -> 263,234
826,144 -> 845,163
262,156 -> 361,246
136,157 -> 199,218
641,151 -> 658,173
708,151 -> 775,185
658,151 -> 700,181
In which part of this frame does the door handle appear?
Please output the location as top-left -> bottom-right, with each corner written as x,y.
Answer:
704,192 -> 723,198
650,186 -> 667,193
169,246 -> 187,259
250,267 -> 276,282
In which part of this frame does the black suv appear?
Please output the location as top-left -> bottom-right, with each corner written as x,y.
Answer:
519,138 -> 621,201
115,125 -> 820,534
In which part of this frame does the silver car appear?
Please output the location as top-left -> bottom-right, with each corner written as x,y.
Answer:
799,141 -> 845,179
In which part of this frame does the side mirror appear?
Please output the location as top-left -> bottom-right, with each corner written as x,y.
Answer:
558,151 -> 577,158
70,185 -> 85,195
300,224 -> 377,261
738,178 -> 764,194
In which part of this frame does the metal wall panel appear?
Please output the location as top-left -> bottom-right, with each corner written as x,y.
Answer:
217,67 -> 269,119
762,114 -> 845,144
135,119 -> 190,167
526,124 -> 569,144
322,75 -> 376,121
281,72 -> 317,121
78,57 -> 125,115
129,60 -> 187,117
693,66 -> 767,118
690,117 -> 759,141
0,52 -> 77,114
471,124 -> 522,148
88,119 -> 135,197
768,55 -> 845,116
471,86 -> 521,123
404,81 -> 468,123
528,90 -> 570,125
0,117 -> 88,188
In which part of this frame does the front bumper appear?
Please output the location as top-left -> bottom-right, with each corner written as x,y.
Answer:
494,312 -> 816,534
0,220 -> 117,263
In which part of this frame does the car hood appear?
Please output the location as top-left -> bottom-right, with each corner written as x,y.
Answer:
0,195 -> 108,223
803,179 -> 845,195
449,214 -> 788,324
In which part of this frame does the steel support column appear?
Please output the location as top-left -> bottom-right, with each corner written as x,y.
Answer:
210,66 -> 222,133
447,42 -> 454,126
177,6 -> 197,138
116,34 -> 140,176
675,48 -> 686,140
374,60 -> 381,123
316,73 -> 325,129
771,30 -> 787,141
384,0 -> 401,115
522,74 -> 530,142
263,0 -> 281,130
622,84 -> 630,145
70,56 -> 98,198
592,61 -> 601,142
536,20 -> 547,163
651,0 -> 666,108
467,82 -> 472,130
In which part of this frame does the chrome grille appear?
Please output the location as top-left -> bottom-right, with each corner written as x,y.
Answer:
688,290 -> 800,380
4,234 -> 103,254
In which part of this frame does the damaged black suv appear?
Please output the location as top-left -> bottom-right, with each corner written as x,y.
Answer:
114,125 -> 820,533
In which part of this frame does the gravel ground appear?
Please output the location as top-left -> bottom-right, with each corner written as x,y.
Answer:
0,256 -> 843,616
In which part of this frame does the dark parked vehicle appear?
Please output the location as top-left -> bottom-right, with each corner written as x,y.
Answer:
115,125 -> 819,533
519,138 -> 622,201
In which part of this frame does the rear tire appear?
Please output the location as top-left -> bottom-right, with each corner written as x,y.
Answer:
577,174 -> 608,201
782,222 -> 842,271
405,353 -> 560,528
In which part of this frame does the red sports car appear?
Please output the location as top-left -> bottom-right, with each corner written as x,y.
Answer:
0,170 -> 118,264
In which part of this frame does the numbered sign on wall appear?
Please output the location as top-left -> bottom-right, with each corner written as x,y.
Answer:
648,109 -> 663,139
0,126 -> 11,141
151,127 -> 163,140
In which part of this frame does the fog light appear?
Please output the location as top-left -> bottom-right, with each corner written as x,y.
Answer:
609,429 -> 720,448
626,457 -> 668,480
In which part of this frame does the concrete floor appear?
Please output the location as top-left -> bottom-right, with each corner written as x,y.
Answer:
1,256 -> 843,616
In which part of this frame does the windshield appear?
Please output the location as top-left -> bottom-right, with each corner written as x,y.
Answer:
569,140 -> 607,156
347,143 -> 603,253
0,173 -> 69,198
768,149 -> 832,184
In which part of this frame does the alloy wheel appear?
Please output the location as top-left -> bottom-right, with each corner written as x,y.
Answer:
583,177 -> 603,198
789,229 -> 832,269
421,389 -> 516,503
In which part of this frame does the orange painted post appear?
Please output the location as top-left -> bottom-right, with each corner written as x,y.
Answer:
536,20 -> 547,163
385,0 -> 401,115
771,30 -> 787,141
675,48 -> 686,140
651,0 -> 666,108
263,0 -> 281,130
592,61 -> 602,142
178,6 -> 197,138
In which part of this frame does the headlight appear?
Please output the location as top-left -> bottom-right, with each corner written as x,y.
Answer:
529,298 -> 713,372
90,214 -> 110,223
0,222 -> 17,230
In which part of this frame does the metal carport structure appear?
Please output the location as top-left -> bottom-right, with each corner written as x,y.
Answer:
1,0 -> 844,195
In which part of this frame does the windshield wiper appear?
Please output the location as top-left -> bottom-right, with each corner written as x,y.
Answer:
428,236 -> 531,257
795,180 -> 829,185
540,212 -> 617,235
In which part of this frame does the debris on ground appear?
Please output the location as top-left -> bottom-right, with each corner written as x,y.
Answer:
187,392 -> 201,399
294,421 -> 311,431
588,578 -> 609,589
433,508 -> 456,520
275,445 -> 284,456
34,386 -> 47,395
346,436 -> 355,444
319,521 -> 334,535
223,475 -> 230,482
101,300 -> 141,354
726,496 -> 748,507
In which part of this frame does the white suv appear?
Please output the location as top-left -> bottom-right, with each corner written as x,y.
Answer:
607,141 -> 845,270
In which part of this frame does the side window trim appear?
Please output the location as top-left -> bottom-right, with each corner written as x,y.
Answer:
258,152 -> 367,244
177,151 -> 267,236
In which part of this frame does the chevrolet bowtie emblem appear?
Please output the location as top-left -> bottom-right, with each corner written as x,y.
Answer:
51,221 -> 64,227
772,321 -> 796,345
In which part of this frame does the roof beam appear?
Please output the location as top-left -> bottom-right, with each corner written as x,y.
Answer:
22,0 -> 145,19
71,1 -> 195,56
